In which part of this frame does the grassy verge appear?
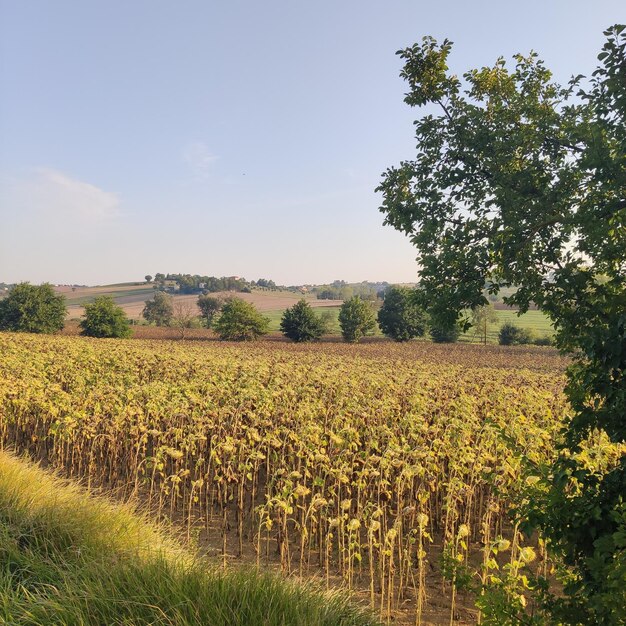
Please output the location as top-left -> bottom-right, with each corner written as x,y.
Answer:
461,309 -> 553,344
0,451 -> 378,626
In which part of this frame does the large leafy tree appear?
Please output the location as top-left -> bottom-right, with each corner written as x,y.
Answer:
377,286 -> 427,341
80,296 -> 131,338
142,292 -> 173,326
377,26 -> 626,623
338,297 -> 376,343
0,283 -> 66,333
280,300 -> 325,342
213,298 -> 269,341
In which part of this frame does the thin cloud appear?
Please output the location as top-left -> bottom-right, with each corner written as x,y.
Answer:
7,168 -> 121,221
183,141 -> 218,178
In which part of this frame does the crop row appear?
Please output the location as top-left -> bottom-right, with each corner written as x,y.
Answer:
0,334 -> 568,622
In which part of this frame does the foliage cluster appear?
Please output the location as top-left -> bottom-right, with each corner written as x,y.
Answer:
213,298 -> 270,340
338,297 -> 377,342
142,291 -> 174,326
314,281 -> 382,301
280,300 -> 325,342
0,283 -> 66,333
197,294 -> 223,328
498,322 -> 536,346
80,296 -> 131,338
152,273 -> 251,295
377,286 -> 427,341
429,322 -> 461,344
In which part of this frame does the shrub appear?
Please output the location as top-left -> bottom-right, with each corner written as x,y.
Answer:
0,283 -> 66,333
534,334 -> 554,346
430,323 -> 461,343
213,299 -> 269,341
499,322 -> 535,346
338,297 -> 376,343
280,300 -> 325,342
80,296 -> 131,338
377,286 -> 427,341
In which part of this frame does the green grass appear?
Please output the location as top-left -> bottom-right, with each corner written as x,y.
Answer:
461,309 -> 553,344
265,305 -> 552,343
0,451 -> 379,626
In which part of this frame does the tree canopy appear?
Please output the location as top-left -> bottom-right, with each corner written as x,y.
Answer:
471,303 -> 499,345
80,296 -> 132,338
338,297 -> 376,343
377,26 -> 626,623
0,283 -> 66,334
142,292 -> 173,326
377,286 -> 427,342
197,295 -> 222,328
213,299 -> 269,341
280,300 -> 325,342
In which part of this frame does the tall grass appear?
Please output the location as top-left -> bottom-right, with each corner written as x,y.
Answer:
0,451 -> 378,626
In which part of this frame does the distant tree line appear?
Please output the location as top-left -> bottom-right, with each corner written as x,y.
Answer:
313,280 -> 386,301
150,273 -> 252,294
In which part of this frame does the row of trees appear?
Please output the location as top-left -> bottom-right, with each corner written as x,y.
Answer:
149,273 -> 251,294
0,283 -> 551,345
0,283 -> 134,339
313,280 -> 383,301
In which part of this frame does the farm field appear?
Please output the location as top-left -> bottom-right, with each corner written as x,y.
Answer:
0,333 -> 568,624
461,309 -> 553,343
58,284 -> 343,321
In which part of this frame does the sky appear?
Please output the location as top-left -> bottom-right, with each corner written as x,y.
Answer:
0,1 -> 623,286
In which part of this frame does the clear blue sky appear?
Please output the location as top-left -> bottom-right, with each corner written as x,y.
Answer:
1,0 -> 623,285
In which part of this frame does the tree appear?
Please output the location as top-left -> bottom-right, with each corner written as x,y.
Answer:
197,294 -> 222,328
280,300 -> 325,342
144,275 -> 152,283
170,301 -> 198,340
429,322 -> 460,344
338,297 -> 376,343
80,296 -> 131,338
213,298 -> 269,341
471,303 -> 499,344
377,26 -> 626,622
498,322 -> 534,346
377,286 -> 427,341
0,283 -> 66,333
142,292 -> 173,326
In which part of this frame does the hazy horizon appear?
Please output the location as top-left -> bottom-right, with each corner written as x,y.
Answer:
1,1 -> 623,286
